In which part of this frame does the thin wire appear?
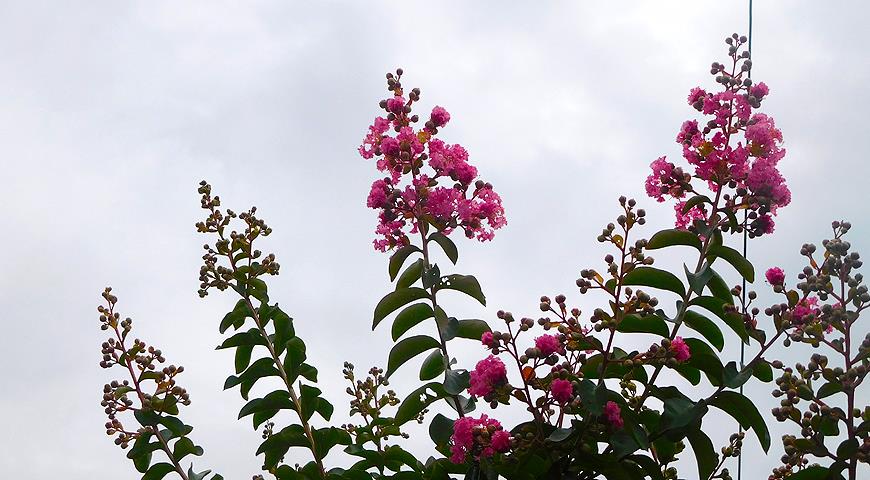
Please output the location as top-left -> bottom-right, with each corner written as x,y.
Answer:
738,4 -> 752,480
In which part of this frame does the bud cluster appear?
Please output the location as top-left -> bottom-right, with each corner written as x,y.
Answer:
341,363 -> 411,449
577,197 -> 652,294
96,288 -> 191,450
196,181 -> 279,297
764,222 -> 869,478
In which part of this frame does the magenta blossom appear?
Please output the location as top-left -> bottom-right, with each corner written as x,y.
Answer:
765,267 -> 785,286
450,415 -> 510,463
430,106 -> 451,127
535,334 -> 561,357
645,156 -> 687,202
793,297 -> 819,323
360,71 -> 507,251
646,39 -> 789,235
468,355 -> 507,397
604,401 -> 623,429
671,337 -> 691,362
490,430 -> 511,452
674,202 -> 706,230
481,331 -> 495,348
550,378 -> 574,404
386,96 -> 406,114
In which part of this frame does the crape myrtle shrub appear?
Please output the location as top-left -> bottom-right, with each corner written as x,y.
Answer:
95,34 -> 868,480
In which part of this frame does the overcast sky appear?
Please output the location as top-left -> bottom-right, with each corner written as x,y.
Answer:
2,1 -> 868,479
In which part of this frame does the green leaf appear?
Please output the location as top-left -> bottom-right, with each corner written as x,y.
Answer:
691,296 -> 748,343
708,245 -> 755,282
706,271 -> 734,304
722,361 -> 753,389
785,466 -> 831,480
396,259 -> 424,289
422,263 -> 441,289
219,299 -> 253,334
300,384 -> 334,422
283,337 -> 308,381
578,380 -> 608,415
710,391 -> 771,451
234,345 -> 253,374
623,267 -> 686,297
420,350 -> 446,381
438,274 -> 486,305
429,413 -> 454,447
609,430 -> 641,457
683,310 -> 725,351
685,262 -> 715,296
390,303 -> 434,341
454,319 -> 491,340
172,437 -> 203,460
682,338 -> 724,384
682,194 -> 712,214
270,306 -> 296,356
627,455 -> 665,480
748,360 -> 772,383
836,438 -> 858,459
187,465 -> 216,480
395,382 -> 447,425
127,433 -> 158,473
389,245 -> 422,281
297,363 -> 318,383
816,415 -> 840,436
257,424 -> 309,469
248,277 -> 269,302
224,357 -> 280,400
216,328 -> 266,350
686,429 -> 717,480
429,232 -> 458,264
386,335 -> 441,377
673,364 -> 702,385
817,381 -> 843,399
617,314 -> 669,337
659,396 -> 706,435
143,463 -> 176,480
443,369 -> 470,395
238,390 -> 294,428
383,445 -> 423,472
548,427 -> 574,442
647,229 -> 702,250
373,288 -> 430,330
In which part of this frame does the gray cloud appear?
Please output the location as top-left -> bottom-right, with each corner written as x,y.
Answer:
1,1 -> 868,478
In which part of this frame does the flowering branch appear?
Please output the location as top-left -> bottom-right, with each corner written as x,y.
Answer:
196,182 -> 348,478
97,288 -> 219,480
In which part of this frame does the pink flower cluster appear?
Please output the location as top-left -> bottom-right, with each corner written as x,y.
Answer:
450,415 -> 511,463
360,70 -> 506,251
645,37 -> 790,235
534,334 -> 562,357
670,336 -> 691,362
792,297 -> 819,323
468,355 -> 508,397
550,378 -> 574,404
790,297 -> 834,335
604,401 -> 623,429
674,202 -> 707,230
765,267 -> 785,286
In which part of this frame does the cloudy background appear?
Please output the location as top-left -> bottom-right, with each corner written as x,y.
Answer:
1,1 -> 868,478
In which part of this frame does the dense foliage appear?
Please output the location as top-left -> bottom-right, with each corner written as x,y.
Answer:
96,34 -> 867,480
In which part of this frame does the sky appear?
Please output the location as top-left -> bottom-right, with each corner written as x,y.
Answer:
1,1 -> 868,478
